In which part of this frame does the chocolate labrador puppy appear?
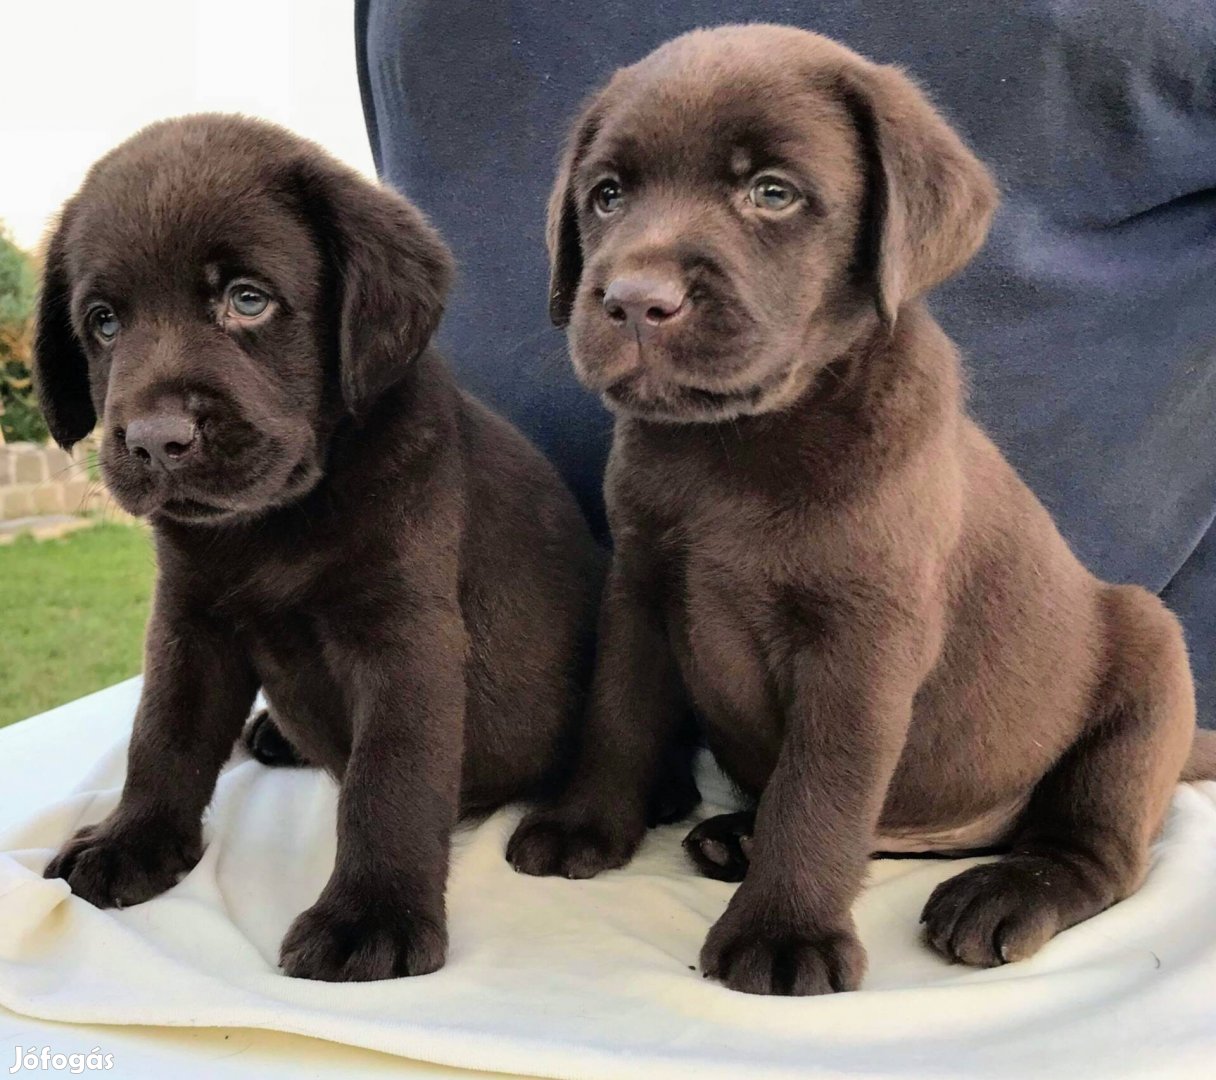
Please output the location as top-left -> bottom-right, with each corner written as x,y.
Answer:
507,25 -> 1215,995
34,115 -> 603,981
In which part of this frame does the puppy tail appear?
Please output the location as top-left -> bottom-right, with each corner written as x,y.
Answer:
1182,729 -> 1216,782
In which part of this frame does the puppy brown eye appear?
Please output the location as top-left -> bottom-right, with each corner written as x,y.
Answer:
90,307 -> 120,341
748,176 -> 798,211
592,178 -> 624,217
228,284 -> 270,319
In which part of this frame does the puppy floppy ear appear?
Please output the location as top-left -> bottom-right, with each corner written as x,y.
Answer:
294,157 -> 455,416
33,205 -> 97,450
840,63 -> 998,325
546,96 -> 604,328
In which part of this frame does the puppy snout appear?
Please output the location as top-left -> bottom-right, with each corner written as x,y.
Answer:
603,275 -> 687,339
122,412 -> 199,471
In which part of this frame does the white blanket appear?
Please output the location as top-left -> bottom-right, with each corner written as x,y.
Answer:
0,679 -> 1214,1080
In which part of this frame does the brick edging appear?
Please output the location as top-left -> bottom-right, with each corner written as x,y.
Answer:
0,440 -> 128,521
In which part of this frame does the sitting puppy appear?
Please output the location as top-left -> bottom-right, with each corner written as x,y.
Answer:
35,115 -> 602,981
507,25 -> 1215,994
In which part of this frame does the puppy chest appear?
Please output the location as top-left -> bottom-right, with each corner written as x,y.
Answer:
667,557 -> 797,762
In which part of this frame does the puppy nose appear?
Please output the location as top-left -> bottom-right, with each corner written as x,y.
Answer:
123,413 -> 199,470
603,275 -> 687,337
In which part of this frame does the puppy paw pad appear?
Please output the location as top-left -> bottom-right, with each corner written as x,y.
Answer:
683,813 -> 754,883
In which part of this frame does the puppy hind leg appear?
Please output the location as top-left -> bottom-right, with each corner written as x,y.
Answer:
922,585 -> 1195,967
648,713 -> 703,826
243,709 -> 309,767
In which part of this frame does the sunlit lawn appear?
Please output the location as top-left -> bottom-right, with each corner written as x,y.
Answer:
0,523 -> 154,728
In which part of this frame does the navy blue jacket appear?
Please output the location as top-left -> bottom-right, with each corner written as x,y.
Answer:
355,1 -> 1216,726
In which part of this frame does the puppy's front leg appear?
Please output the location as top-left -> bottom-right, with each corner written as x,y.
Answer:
279,594 -> 465,982
45,597 -> 258,907
507,541 -> 685,877
700,621 -> 922,996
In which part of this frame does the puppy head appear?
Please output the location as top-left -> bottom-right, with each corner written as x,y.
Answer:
549,25 -> 997,423
34,115 -> 452,524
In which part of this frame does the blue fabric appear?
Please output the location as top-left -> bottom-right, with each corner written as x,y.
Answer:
355,1 -> 1216,726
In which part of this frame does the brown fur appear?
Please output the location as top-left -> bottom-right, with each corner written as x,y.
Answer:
508,25 -> 1209,995
34,115 -> 603,982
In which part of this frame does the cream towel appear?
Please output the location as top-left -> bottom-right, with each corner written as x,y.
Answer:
1,680 -> 1214,1079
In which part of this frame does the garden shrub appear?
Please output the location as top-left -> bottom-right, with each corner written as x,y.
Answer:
0,228 -> 47,444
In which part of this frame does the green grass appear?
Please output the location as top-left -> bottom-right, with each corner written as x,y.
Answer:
0,522 -> 155,727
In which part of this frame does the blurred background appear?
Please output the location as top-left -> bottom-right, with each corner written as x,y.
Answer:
0,0 -> 371,726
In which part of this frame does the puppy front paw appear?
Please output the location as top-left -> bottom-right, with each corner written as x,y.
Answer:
701,896 -> 865,995
506,805 -> 643,879
44,817 -> 202,909
279,892 -> 447,982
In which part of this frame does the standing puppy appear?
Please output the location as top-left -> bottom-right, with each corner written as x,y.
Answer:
35,115 -> 602,981
507,26 -> 1213,995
